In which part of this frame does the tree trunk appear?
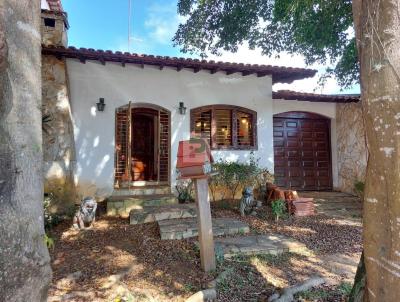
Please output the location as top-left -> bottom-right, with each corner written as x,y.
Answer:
349,251 -> 366,302
0,1 -> 52,301
353,0 -> 400,300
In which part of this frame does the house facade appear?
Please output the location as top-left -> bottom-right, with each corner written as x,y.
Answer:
40,4 -> 367,208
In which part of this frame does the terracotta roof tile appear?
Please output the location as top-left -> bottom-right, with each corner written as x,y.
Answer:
41,46 -> 317,84
45,0 -> 63,12
273,90 -> 360,103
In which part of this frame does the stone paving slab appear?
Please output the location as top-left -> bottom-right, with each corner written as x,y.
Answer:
158,218 -> 250,240
107,194 -> 177,218
130,203 -> 197,224
214,234 -> 309,258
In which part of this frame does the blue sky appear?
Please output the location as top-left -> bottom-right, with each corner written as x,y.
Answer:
61,0 -> 359,94
63,0 -> 184,57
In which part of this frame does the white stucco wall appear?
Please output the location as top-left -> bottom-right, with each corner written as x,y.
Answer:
66,59 -> 275,196
272,99 -> 338,188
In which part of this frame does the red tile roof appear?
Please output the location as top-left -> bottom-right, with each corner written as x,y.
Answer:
41,46 -> 317,84
45,0 -> 63,12
273,90 -> 360,103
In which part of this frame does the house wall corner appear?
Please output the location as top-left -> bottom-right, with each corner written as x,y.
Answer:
336,102 -> 367,194
42,55 -> 78,212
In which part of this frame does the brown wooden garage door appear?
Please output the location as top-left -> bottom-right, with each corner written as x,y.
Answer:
273,112 -> 332,191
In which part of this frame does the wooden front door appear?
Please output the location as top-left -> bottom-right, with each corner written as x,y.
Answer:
114,103 -> 170,187
131,111 -> 156,181
273,112 -> 332,191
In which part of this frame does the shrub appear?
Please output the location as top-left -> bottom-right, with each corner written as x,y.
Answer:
175,179 -> 194,203
212,160 -> 259,200
209,153 -> 273,202
271,199 -> 287,221
44,233 -> 55,250
354,180 -> 365,198
209,170 -> 225,202
43,193 -> 63,231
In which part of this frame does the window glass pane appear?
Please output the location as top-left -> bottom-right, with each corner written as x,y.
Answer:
193,110 -> 211,145
215,109 -> 232,147
237,111 -> 253,146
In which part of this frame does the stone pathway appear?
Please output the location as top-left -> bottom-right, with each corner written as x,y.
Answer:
130,204 -> 197,224
158,218 -> 250,240
214,234 -> 309,259
301,191 -> 362,222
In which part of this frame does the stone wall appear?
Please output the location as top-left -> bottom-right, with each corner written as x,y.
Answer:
41,10 -> 68,47
336,102 -> 368,194
42,55 -> 77,211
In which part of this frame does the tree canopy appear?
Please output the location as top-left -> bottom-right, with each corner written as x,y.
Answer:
173,0 -> 358,88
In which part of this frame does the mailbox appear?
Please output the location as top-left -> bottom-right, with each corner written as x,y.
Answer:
176,138 -> 214,179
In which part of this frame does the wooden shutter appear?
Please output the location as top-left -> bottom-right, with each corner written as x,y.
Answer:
236,111 -> 253,147
215,109 -> 232,147
115,107 -> 128,186
191,108 -> 212,146
114,103 -> 132,186
158,110 -> 170,182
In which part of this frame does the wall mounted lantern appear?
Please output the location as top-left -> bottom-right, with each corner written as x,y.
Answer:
97,98 -> 106,112
178,102 -> 187,115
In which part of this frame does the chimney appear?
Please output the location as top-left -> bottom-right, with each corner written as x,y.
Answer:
41,10 -> 69,47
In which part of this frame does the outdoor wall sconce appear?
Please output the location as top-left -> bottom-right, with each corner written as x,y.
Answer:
97,98 -> 106,112
178,102 -> 187,115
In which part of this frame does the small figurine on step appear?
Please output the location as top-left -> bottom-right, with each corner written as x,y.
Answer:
73,197 -> 97,230
240,187 -> 257,216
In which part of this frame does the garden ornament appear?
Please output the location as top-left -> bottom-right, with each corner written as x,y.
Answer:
240,187 -> 257,216
73,197 -> 97,230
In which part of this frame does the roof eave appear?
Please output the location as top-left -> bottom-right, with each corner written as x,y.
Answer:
41,46 -> 317,83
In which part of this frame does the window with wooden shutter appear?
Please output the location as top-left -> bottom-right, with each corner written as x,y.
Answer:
215,109 -> 232,147
237,111 -> 253,147
192,109 -> 212,145
190,105 -> 257,150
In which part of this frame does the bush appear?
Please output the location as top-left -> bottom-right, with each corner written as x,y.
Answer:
354,180 -> 365,198
211,160 -> 259,200
271,199 -> 287,221
175,179 -> 194,203
209,153 -> 273,202
44,193 -> 63,231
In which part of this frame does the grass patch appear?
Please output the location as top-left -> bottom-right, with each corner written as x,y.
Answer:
296,288 -> 331,300
295,281 -> 353,301
183,283 -> 196,293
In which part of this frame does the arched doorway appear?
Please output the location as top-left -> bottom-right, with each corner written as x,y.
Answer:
273,111 -> 332,191
114,103 -> 170,188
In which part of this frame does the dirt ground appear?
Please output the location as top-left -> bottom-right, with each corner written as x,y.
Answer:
47,202 -> 362,302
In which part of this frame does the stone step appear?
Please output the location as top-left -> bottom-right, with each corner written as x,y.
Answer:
158,218 -> 250,240
130,204 -> 197,225
214,234 -> 309,259
107,194 -> 177,217
112,185 -> 171,197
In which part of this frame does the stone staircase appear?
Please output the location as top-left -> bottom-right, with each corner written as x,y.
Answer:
130,203 -> 197,224
158,218 -> 250,240
108,185 -> 251,240
107,186 -> 177,217
109,186 -> 307,258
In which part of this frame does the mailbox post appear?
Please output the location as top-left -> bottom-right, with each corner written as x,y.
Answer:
176,138 -> 216,272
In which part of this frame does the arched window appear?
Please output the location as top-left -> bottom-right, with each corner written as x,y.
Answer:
190,105 -> 257,150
